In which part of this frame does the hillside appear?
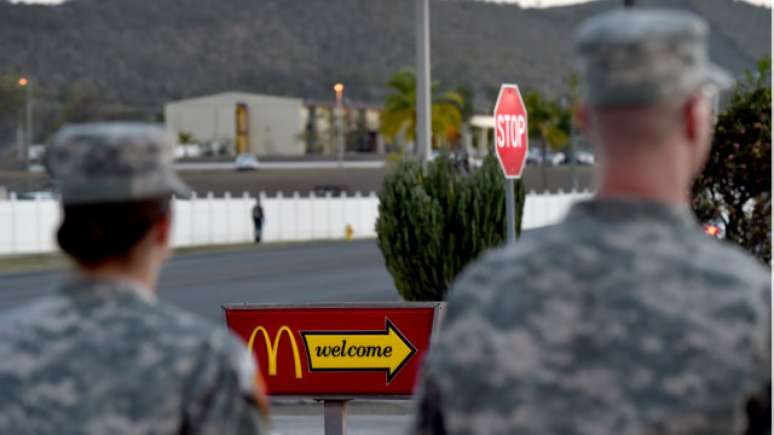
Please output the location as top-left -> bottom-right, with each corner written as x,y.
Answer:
0,0 -> 770,112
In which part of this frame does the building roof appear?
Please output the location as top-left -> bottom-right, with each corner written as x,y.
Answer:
165,92 -> 303,107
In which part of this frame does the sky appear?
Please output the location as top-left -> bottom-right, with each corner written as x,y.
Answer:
7,0 -> 774,6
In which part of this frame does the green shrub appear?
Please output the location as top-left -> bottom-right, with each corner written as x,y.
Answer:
376,154 -> 525,301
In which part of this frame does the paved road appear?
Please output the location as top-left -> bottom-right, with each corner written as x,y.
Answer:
0,240 -> 399,320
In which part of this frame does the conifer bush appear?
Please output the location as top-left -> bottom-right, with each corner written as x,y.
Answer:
376,154 -> 525,301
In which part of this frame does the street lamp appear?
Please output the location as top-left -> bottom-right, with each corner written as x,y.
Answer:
333,83 -> 345,167
18,77 -> 32,165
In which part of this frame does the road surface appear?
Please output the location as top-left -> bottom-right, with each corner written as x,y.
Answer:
0,240 -> 399,320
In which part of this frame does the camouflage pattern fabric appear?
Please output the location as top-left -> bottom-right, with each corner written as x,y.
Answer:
411,199 -> 770,435
575,9 -> 732,108
0,277 -> 264,435
47,123 -> 191,204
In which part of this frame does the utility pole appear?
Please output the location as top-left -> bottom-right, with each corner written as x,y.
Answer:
415,0 -> 432,164
334,83 -> 345,168
18,77 -> 32,166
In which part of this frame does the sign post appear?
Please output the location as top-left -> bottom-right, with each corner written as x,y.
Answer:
223,303 -> 443,435
493,84 -> 529,245
324,400 -> 348,435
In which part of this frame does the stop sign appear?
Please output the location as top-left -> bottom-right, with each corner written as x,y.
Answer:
493,84 -> 529,178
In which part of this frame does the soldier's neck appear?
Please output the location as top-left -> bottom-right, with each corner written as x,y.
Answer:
596,157 -> 691,206
78,260 -> 157,297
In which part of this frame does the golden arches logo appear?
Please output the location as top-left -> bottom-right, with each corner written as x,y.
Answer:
247,326 -> 303,379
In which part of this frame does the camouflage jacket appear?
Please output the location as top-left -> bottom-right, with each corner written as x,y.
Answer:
0,277 -> 264,435
411,198 -> 770,435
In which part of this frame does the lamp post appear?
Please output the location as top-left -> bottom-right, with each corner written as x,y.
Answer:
415,0 -> 432,165
334,83 -> 345,168
18,77 -> 32,165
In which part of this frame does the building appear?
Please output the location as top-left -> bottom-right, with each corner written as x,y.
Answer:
165,92 -> 306,156
164,92 -> 386,157
302,100 -> 385,155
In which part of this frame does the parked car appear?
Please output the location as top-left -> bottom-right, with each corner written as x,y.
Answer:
545,151 -> 566,166
17,190 -> 57,200
574,150 -> 595,165
526,148 -> 543,165
234,154 -> 259,171
313,184 -> 350,197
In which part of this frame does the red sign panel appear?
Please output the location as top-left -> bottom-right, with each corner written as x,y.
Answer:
223,303 -> 442,397
493,84 -> 529,178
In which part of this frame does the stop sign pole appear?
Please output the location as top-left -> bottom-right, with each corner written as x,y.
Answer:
493,84 -> 529,245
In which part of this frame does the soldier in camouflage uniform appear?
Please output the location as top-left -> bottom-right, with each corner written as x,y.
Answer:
0,123 -> 266,434
411,8 -> 770,435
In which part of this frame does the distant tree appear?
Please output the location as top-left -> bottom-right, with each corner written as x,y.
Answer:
454,85 -> 475,124
353,108 -> 369,151
304,106 -> 321,154
178,131 -> 194,144
523,90 -> 570,188
379,68 -> 464,151
692,58 -> 771,265
58,81 -> 105,125
0,74 -> 25,119
523,90 -> 569,152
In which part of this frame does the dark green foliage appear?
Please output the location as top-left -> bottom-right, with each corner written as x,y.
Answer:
692,58 -> 771,265
0,74 -> 25,119
376,154 -> 525,301
0,0 -> 766,113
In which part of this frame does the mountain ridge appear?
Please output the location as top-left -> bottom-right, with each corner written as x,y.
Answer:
0,0 -> 769,111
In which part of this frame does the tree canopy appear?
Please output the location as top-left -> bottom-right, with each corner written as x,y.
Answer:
692,58 -> 771,264
379,68 -> 463,149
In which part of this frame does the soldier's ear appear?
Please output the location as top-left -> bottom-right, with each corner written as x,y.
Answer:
682,93 -> 710,144
682,95 -> 697,142
153,212 -> 172,248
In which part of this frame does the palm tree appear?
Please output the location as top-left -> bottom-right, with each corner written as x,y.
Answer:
379,68 -> 464,152
523,90 -> 570,190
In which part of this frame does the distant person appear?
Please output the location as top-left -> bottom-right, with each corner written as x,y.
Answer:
411,8 -> 769,435
253,200 -> 265,243
0,123 -> 267,434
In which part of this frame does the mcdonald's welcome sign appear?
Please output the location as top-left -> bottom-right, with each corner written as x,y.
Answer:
223,303 -> 442,397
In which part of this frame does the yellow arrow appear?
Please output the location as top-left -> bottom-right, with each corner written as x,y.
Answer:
300,319 -> 416,383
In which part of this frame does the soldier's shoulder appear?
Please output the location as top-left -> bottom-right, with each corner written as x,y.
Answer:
150,302 -> 246,353
443,225 -> 572,313
453,225 -> 574,286
0,294 -> 73,332
689,234 -> 770,288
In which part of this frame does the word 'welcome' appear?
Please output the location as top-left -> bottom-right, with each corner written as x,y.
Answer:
315,340 -> 393,358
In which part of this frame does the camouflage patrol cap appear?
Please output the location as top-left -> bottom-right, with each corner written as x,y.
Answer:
575,8 -> 733,108
48,123 -> 191,204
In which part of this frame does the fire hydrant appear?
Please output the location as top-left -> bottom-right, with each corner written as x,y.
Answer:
345,224 -> 354,241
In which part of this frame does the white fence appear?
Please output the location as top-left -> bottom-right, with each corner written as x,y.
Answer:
0,190 -> 592,256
